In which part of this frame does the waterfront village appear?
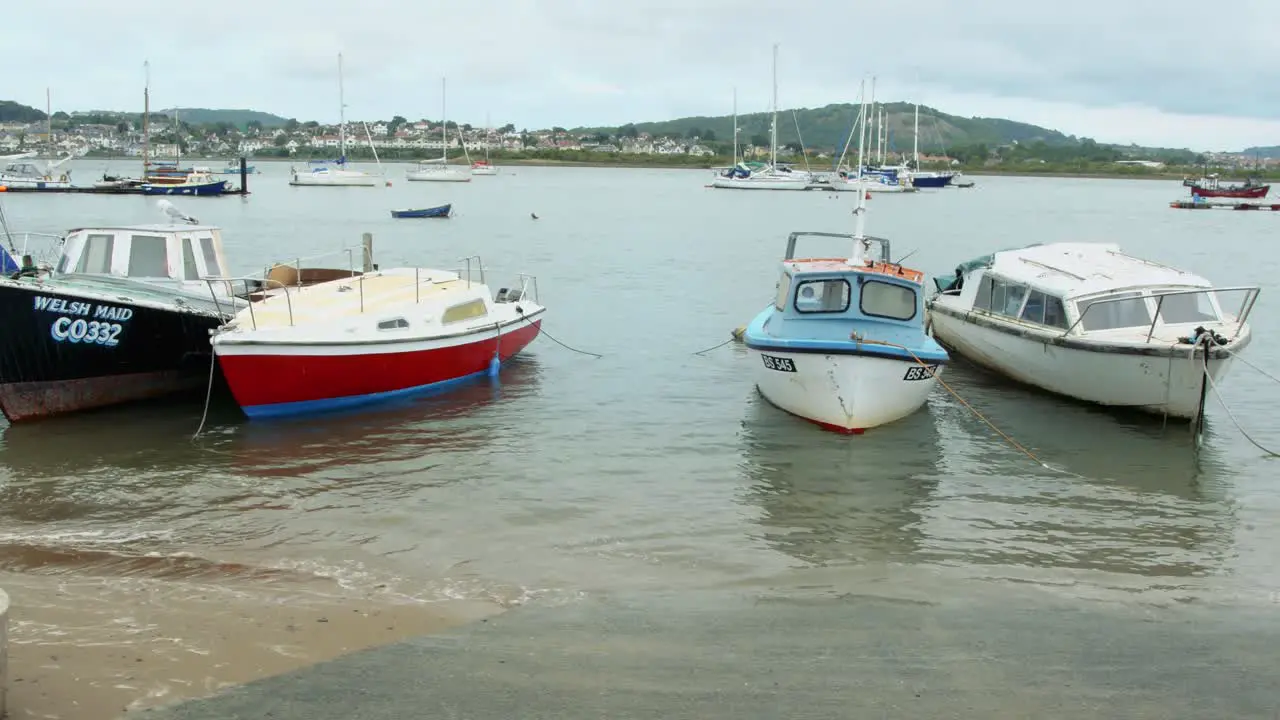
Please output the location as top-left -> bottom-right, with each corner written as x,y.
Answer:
1,110 -> 1276,171
0,115 -> 738,161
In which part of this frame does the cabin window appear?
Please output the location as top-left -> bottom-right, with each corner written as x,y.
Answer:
973,275 -> 1028,318
794,279 -> 850,314
377,317 -> 410,331
774,273 -> 792,311
182,238 -> 200,280
972,274 -> 993,311
1019,290 -> 1068,329
1156,291 -> 1218,324
199,236 -> 221,276
128,234 -> 169,277
74,233 -> 115,274
1077,291 -> 1152,331
442,298 -> 488,324
995,282 -> 1027,318
860,280 -> 917,321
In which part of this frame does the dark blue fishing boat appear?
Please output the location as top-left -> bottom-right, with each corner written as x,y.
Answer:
390,204 -> 452,219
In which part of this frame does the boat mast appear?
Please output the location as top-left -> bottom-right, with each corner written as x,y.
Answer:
913,102 -> 919,169
732,86 -> 738,166
484,111 -> 491,163
338,53 -> 347,164
877,107 -> 884,165
868,76 -> 876,171
142,61 -> 150,175
45,88 -> 52,152
441,77 -> 448,165
770,43 -> 778,170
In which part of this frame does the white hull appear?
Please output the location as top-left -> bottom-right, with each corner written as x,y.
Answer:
711,175 -> 810,191
406,168 -> 471,182
748,347 -> 941,430
290,169 -> 379,187
827,177 -> 912,193
470,166 -> 498,176
0,175 -> 72,189
927,302 -> 1245,419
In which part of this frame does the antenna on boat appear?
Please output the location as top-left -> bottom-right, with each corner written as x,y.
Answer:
849,77 -> 870,266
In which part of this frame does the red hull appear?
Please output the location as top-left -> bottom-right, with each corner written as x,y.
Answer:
1190,184 -> 1270,199
217,319 -> 542,417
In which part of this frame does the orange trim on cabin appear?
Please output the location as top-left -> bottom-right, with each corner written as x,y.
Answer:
788,257 -> 924,284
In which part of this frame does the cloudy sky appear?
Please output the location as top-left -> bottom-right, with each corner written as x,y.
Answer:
7,0 -> 1279,151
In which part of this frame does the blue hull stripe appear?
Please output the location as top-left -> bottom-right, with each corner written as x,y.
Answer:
241,367 -> 491,420
744,339 -> 949,364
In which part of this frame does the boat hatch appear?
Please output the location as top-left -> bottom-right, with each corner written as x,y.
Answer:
56,226 -> 231,282
442,298 -> 488,324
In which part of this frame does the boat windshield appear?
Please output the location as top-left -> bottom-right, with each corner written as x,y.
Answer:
1154,290 -> 1219,324
1076,291 -> 1152,331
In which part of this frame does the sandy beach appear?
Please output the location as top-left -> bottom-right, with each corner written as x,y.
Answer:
0,571 -> 500,719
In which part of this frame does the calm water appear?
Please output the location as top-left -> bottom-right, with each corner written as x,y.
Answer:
1,160 -> 1278,619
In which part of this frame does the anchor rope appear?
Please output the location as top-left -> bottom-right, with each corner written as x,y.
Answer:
692,337 -> 738,356
1198,338 -> 1280,458
860,338 -> 1067,473
518,310 -> 603,358
191,349 -> 218,441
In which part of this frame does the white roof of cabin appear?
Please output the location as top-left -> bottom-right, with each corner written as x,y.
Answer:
988,242 -> 1213,300
67,224 -> 222,234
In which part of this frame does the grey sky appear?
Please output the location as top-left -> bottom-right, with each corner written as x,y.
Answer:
7,0 -> 1278,150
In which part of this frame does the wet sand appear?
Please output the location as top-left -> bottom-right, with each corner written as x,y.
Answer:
132,588 -> 1280,720
0,571 -> 500,720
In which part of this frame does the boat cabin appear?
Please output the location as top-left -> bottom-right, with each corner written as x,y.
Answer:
764,232 -> 926,340
54,224 -> 233,291
938,243 -> 1252,339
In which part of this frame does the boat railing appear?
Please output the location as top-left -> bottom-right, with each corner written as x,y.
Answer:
784,231 -> 892,264
518,273 -> 540,303
1061,285 -> 1261,342
1,232 -> 65,273
458,255 -> 485,288
202,274 -> 295,330
261,245 -> 370,287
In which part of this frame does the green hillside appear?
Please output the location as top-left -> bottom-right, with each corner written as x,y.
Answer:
158,108 -> 290,129
575,102 -> 1075,154
1241,145 -> 1280,158
0,100 -> 47,123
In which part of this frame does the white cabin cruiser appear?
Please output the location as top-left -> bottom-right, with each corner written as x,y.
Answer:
926,242 -> 1259,421
0,152 -> 74,189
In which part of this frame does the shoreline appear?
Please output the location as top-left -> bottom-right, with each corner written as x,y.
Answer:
80,153 -> 1219,181
0,569 -> 503,719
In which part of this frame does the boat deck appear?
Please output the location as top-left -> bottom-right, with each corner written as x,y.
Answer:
7,273 -> 236,316
238,268 -> 466,330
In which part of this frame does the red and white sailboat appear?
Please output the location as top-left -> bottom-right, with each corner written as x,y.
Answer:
210,261 -> 544,418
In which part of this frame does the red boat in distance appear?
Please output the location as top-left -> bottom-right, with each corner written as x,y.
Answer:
1188,174 -> 1270,199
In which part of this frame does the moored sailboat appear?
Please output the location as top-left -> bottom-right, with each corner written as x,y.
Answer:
290,54 -> 381,187
211,259 -> 544,418
710,44 -> 810,191
408,78 -> 472,183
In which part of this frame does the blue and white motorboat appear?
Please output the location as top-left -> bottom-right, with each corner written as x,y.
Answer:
742,180 -> 949,432
141,171 -> 229,196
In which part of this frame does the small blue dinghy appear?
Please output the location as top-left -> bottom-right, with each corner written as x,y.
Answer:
391,204 -> 452,219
